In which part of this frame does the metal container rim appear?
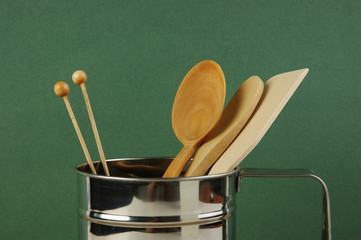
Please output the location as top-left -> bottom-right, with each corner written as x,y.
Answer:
76,157 -> 240,182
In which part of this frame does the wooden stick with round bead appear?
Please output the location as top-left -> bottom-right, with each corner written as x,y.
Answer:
72,70 -> 110,176
54,81 -> 97,175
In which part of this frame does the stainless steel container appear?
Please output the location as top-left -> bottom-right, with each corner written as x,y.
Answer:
77,158 -> 331,240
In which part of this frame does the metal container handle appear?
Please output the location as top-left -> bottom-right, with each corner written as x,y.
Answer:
237,168 -> 331,240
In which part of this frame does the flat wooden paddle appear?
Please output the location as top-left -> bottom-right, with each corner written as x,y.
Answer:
209,68 -> 309,175
163,60 -> 226,178
184,76 -> 264,177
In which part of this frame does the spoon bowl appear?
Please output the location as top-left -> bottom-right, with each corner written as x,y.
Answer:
163,60 -> 226,177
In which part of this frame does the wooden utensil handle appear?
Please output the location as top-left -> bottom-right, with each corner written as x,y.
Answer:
163,144 -> 197,178
80,83 -> 110,176
63,96 -> 97,175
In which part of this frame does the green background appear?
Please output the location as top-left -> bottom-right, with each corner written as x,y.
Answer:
0,0 -> 360,239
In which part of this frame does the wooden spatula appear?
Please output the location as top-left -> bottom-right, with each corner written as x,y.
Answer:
209,68 -> 309,175
184,76 -> 264,177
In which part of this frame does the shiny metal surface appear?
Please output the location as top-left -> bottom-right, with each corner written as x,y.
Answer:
77,158 -> 238,240
76,158 -> 331,240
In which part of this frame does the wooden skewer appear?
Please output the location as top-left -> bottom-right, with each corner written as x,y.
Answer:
72,70 -> 110,176
54,81 -> 97,175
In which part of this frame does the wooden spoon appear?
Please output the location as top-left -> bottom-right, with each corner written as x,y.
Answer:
209,68 -> 309,175
163,60 -> 226,178
184,76 -> 264,177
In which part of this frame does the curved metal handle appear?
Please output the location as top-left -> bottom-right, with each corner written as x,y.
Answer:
237,168 -> 331,240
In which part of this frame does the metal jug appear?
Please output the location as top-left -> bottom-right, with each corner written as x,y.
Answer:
77,158 -> 331,240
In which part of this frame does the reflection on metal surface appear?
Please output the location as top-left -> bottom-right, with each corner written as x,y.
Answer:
77,158 -> 331,240
77,158 -> 237,240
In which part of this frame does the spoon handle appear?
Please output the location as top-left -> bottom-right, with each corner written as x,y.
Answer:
163,144 -> 197,178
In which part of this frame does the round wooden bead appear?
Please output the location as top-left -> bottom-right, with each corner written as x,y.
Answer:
54,81 -> 70,97
72,70 -> 87,85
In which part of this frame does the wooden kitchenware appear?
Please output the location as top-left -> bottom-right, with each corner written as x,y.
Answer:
163,60 -> 226,178
209,68 -> 309,175
185,76 -> 264,177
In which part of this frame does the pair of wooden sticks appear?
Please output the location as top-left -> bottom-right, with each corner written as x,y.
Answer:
54,71 -> 110,176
